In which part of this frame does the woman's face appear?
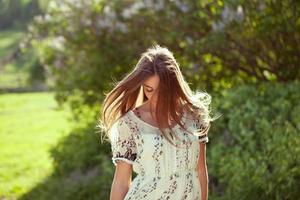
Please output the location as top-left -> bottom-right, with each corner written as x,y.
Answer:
142,74 -> 160,103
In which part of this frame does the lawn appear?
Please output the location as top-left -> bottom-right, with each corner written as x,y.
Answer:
0,92 -> 72,199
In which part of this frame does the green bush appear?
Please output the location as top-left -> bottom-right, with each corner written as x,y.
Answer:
208,80 -> 300,200
19,81 -> 300,200
27,0 -> 300,110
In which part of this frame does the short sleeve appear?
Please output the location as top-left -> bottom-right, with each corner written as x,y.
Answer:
109,118 -> 137,166
192,114 -> 211,143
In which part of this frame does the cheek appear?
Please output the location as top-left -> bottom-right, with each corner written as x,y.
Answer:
143,89 -> 158,99
143,90 -> 151,97
144,92 -> 154,99
149,92 -> 158,100
146,92 -> 153,98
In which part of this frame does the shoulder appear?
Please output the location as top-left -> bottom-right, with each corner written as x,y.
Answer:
112,111 -> 132,129
109,112 -> 133,141
184,106 -> 210,133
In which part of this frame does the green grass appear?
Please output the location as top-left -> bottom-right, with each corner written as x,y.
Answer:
0,92 -> 72,199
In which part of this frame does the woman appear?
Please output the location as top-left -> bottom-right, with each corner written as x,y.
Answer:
100,44 -> 218,200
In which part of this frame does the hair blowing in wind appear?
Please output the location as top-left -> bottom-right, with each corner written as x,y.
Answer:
97,44 -> 219,146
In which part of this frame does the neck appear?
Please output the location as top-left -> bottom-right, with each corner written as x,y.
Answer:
145,100 -> 157,111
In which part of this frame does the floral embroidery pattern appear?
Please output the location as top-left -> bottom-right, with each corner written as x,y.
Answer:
152,133 -> 164,176
157,172 -> 179,200
192,115 -> 210,144
111,118 -> 138,165
110,110 -> 210,200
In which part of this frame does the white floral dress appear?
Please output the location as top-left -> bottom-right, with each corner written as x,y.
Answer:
110,109 -> 209,200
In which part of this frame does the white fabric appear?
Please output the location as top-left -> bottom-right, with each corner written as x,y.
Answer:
110,109 -> 209,200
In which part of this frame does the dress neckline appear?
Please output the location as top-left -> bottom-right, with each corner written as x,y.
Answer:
128,109 -> 186,130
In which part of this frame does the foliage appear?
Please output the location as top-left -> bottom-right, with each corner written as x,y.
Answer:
0,0 -> 42,30
0,8 -> 46,90
27,0 -> 300,109
0,30 -> 23,59
208,80 -> 300,199
0,30 -> 28,89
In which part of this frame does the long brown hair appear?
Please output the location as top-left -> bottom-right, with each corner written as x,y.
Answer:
98,44 -> 218,146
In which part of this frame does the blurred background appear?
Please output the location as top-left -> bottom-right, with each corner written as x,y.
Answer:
0,0 -> 299,199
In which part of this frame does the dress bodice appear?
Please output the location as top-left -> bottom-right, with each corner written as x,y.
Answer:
109,109 -> 210,199
110,109 -> 209,175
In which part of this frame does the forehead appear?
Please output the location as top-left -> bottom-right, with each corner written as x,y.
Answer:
143,74 -> 160,88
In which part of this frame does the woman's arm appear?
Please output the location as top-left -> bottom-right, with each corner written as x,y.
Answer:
110,161 -> 133,200
197,142 -> 208,200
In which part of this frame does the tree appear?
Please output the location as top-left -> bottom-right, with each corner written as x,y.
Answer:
26,0 -> 300,106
